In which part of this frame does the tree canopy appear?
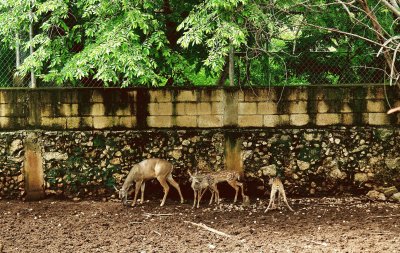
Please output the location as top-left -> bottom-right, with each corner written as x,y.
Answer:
0,0 -> 399,87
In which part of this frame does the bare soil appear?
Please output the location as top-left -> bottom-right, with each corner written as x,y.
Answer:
0,197 -> 399,253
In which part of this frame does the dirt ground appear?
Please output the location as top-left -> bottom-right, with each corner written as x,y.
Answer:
0,196 -> 399,253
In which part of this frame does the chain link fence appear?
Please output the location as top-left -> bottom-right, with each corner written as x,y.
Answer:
0,45 -> 388,88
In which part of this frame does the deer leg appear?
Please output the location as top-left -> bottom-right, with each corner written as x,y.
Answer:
167,174 -> 184,204
140,182 -> 146,204
236,181 -> 247,202
157,176 -> 170,207
227,180 -> 240,203
197,190 -> 203,208
208,188 -> 214,205
132,181 -> 142,207
264,188 -> 277,213
192,189 -> 197,208
209,184 -> 219,204
280,189 -> 294,212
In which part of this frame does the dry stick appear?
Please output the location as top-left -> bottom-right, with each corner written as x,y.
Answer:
184,221 -> 232,238
152,230 -> 162,236
367,214 -> 400,219
304,239 -> 329,246
143,213 -> 174,217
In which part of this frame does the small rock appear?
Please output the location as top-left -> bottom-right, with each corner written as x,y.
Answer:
366,190 -> 386,201
208,244 -> 216,250
73,197 -> 80,202
385,158 -> 400,170
354,173 -> 368,183
43,152 -> 68,161
390,192 -> 400,202
297,160 -> 310,171
9,139 -> 23,155
260,164 -> 277,177
382,186 -> 398,197
114,151 -> 122,157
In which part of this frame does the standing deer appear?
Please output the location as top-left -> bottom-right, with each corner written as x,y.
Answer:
206,170 -> 247,204
264,177 -> 294,212
115,158 -> 184,207
188,171 -> 216,208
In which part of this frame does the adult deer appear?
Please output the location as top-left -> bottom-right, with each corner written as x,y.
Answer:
115,158 -> 184,207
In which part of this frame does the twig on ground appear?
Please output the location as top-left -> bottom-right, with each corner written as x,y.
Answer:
143,213 -> 174,217
152,230 -> 161,236
367,214 -> 400,219
304,239 -> 329,246
184,221 -> 232,238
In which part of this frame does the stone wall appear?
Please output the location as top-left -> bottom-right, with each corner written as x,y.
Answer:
0,86 -> 399,201
1,86 -> 399,130
1,128 -> 399,200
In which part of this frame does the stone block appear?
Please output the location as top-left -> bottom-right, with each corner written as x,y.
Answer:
258,101 -> 277,114
115,106 -> 132,116
316,113 -> 341,126
317,101 -> 329,113
238,115 -> 263,127
91,103 -> 106,116
290,114 -> 310,126
211,90 -> 224,101
93,116 -> 115,129
118,116 -> 137,128
367,100 -> 385,113
176,116 -> 197,127
238,91 -> 245,102
148,103 -> 173,115
197,103 -> 212,115
366,86 -> 385,99
238,102 -> 257,115
244,89 -> 277,102
211,102 -> 224,114
342,113 -> 354,125
41,117 -> 67,129
367,113 -> 390,125
185,103 -> 197,115
287,88 -> 308,101
175,103 -> 186,115
0,117 -> 10,128
66,117 -> 81,129
289,101 -> 308,114
0,104 -> 11,117
60,104 -> 79,117
341,102 -> 353,113
198,90 -> 224,102
0,91 -> 5,103
198,115 -> 223,127
147,116 -> 173,128
263,115 -> 290,127
176,90 -> 197,102
149,90 -> 172,102
91,90 -> 104,102
40,104 -> 55,117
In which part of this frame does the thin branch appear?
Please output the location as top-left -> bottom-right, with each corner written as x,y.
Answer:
184,221 -> 232,238
381,0 -> 400,18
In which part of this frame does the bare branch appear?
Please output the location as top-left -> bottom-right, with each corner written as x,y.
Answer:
381,0 -> 400,18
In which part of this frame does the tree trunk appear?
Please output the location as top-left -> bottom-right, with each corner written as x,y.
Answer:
358,0 -> 398,88
229,44 -> 234,86
29,4 -> 36,88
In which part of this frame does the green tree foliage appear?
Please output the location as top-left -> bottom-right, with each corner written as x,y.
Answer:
0,0 -> 397,87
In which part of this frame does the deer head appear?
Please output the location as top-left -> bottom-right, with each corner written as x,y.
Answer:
114,185 -> 128,206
